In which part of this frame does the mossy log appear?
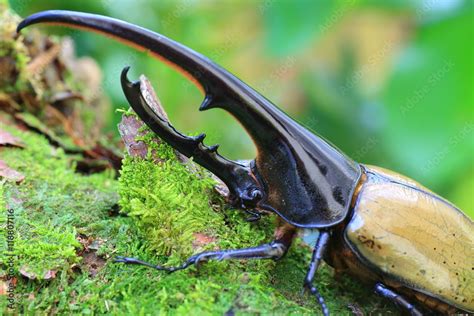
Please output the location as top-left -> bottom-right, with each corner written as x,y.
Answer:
0,4 -> 397,315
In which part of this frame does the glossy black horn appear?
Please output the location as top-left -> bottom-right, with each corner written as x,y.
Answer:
17,11 -> 303,152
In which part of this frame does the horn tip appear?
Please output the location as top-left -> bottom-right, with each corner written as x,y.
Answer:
121,66 -> 139,88
17,10 -> 64,33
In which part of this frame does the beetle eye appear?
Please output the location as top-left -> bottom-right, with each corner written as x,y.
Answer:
250,189 -> 263,201
240,188 -> 263,209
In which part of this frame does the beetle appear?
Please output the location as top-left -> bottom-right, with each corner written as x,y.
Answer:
17,10 -> 473,315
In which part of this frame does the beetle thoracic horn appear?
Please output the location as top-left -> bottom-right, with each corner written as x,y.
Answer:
17,10 -> 286,150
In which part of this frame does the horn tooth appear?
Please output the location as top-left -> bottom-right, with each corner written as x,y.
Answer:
199,95 -> 215,111
208,144 -> 219,152
194,133 -> 206,143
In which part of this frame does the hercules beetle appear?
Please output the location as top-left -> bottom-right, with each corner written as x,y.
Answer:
18,11 -> 473,315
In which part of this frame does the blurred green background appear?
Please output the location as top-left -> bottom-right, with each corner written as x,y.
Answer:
9,0 -> 473,217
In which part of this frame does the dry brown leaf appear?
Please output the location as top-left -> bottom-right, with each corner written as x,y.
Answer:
19,266 -> 36,280
192,233 -> 217,250
19,266 -> 57,280
0,160 -> 25,183
0,128 -> 24,147
43,270 -> 57,280
0,281 -> 6,295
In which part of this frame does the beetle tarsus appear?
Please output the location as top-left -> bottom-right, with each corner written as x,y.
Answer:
114,256 -> 195,272
303,231 -> 331,316
309,286 -> 329,316
375,283 -> 423,316
114,256 -> 190,272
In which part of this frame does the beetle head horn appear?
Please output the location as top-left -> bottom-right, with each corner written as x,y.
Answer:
18,10 -> 361,228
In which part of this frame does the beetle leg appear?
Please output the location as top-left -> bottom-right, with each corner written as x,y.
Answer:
115,242 -> 285,271
303,230 -> 331,316
374,283 -> 422,316
115,221 -> 296,272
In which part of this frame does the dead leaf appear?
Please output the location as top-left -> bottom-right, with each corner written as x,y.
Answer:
0,92 -> 21,111
88,239 -> 102,251
192,233 -> 217,250
20,266 -> 57,281
15,112 -> 81,152
0,281 -> 6,295
118,114 -> 151,159
0,128 -> 24,148
82,251 -> 106,278
49,91 -> 83,103
0,160 -> 25,183
43,270 -> 57,280
19,266 -> 36,280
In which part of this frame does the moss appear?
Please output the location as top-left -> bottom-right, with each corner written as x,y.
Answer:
0,124 -> 117,280
0,7 -> 30,92
0,117 -> 396,314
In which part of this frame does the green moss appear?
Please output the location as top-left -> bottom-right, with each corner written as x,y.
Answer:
0,124 -> 117,280
0,118 -> 396,314
0,8 -> 30,92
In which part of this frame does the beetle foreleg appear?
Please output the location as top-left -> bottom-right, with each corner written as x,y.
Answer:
115,221 -> 297,272
303,230 -> 331,316
115,242 -> 287,272
374,283 -> 422,316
